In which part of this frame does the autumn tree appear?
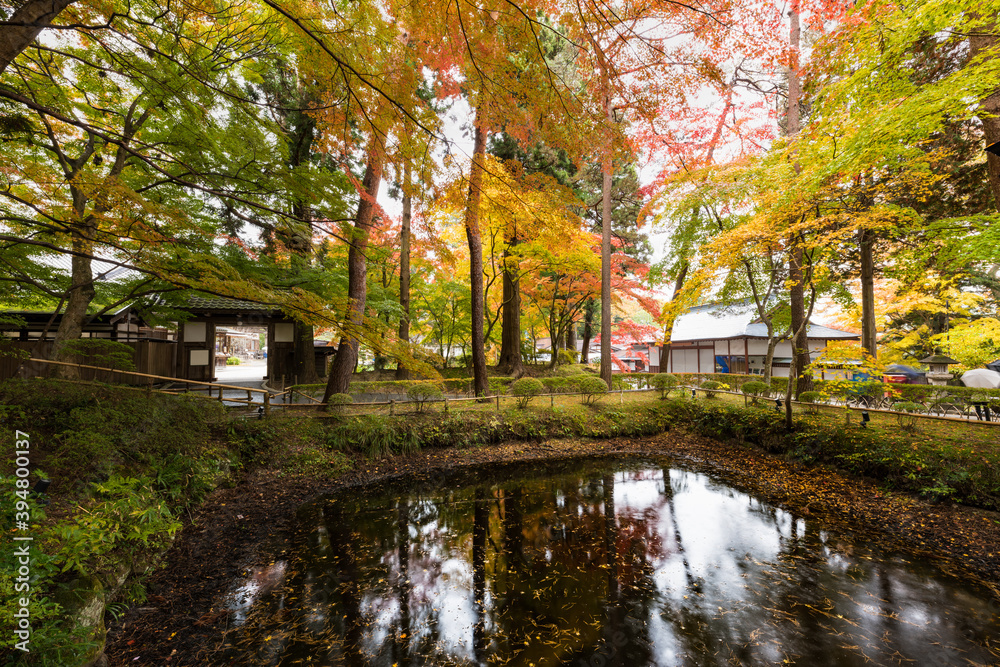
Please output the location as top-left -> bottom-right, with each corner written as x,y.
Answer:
0,1 -> 339,375
396,0 -> 584,395
263,0 -> 439,402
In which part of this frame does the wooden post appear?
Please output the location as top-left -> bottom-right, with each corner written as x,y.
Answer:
496,394 -> 500,411
550,394 -> 554,408
390,399 -> 395,416
264,391 -> 270,417
444,397 -> 448,413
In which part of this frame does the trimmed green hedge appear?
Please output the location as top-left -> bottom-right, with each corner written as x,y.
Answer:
294,373 -> 1000,412
289,377 -> 518,398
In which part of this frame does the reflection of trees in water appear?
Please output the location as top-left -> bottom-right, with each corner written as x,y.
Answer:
656,467 -> 729,664
472,487 -> 488,662
395,499 -> 412,665
221,464 -> 1000,667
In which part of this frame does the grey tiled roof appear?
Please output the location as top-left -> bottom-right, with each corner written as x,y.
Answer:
183,296 -> 276,313
671,302 -> 858,342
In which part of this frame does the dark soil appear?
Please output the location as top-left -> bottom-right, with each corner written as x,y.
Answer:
104,431 -> 1000,666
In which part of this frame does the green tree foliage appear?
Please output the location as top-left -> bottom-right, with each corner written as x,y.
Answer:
0,1 -> 347,371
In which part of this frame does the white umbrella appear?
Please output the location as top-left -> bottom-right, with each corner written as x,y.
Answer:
961,369 -> 1000,389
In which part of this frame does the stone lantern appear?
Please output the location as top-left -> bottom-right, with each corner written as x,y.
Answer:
919,349 -> 959,386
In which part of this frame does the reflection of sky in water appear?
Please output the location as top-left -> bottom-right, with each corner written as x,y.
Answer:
219,461 -> 1000,666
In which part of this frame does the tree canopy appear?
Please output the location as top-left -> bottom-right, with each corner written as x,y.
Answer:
1,0 -> 998,381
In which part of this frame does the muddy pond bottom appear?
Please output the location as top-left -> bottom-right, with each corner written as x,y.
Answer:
218,458 -> 1000,666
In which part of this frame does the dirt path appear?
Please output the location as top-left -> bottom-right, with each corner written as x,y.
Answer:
104,431 -> 1000,666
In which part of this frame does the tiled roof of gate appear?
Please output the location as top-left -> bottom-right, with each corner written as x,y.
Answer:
183,296 -> 276,313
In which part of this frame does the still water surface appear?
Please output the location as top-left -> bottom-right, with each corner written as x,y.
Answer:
220,459 -> 1000,665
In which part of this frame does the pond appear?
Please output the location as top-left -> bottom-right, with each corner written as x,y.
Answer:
218,459 -> 1000,666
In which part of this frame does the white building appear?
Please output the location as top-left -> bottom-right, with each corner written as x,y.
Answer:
662,303 -> 859,377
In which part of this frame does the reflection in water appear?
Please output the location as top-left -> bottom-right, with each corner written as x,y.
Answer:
220,460 -> 1000,665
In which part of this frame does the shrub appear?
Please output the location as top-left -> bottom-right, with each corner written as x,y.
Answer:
846,380 -> 884,406
798,390 -> 823,415
226,356 -> 241,365
894,383 -> 936,404
325,415 -> 419,458
541,377 -> 570,393
442,378 -> 473,394
557,348 -> 578,365
740,380 -> 771,404
0,379 -> 225,487
51,475 -> 182,575
649,374 -> 679,399
554,364 -> 590,377
327,393 -> 353,413
488,376 -> 516,394
770,376 -> 790,396
699,379 -> 726,398
577,376 -> 609,406
228,417 -> 286,467
511,377 -> 545,408
630,373 -> 658,389
407,382 -> 443,412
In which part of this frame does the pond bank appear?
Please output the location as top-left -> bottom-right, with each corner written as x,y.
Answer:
104,430 -> 1000,666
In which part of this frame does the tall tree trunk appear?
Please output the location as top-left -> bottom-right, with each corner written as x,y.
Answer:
497,240 -> 524,375
286,97 -> 320,384
969,16 -> 1000,212
788,242 -> 812,397
658,261 -> 688,373
52,227 -> 95,378
291,212 -> 320,385
395,164 -> 412,380
580,298 -> 595,364
859,227 -> 877,359
0,0 -> 76,75
323,143 -> 384,404
600,94 -> 613,388
764,331 -> 777,383
547,306 -> 559,369
565,319 -> 576,361
784,0 -> 811,426
465,113 -> 489,396
786,0 -> 801,136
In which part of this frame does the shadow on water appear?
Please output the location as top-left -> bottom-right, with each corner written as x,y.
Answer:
216,458 -> 1000,666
